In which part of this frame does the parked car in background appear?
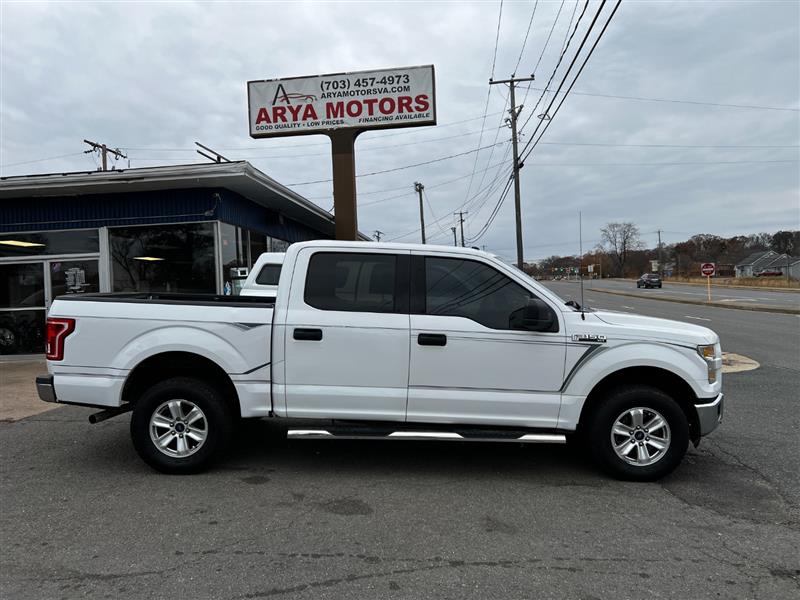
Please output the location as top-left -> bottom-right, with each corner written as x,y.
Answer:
755,269 -> 782,277
637,273 -> 662,288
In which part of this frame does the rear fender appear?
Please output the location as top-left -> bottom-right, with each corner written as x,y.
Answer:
116,325 -> 257,375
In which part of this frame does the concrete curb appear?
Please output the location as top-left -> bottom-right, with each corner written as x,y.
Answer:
588,288 -> 800,315
607,278 -> 799,293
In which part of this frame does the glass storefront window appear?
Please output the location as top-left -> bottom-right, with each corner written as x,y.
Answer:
221,223 -> 249,295
0,310 -> 45,355
51,259 -> 100,298
0,230 -> 99,257
0,263 -> 46,355
249,232 -> 267,267
269,237 -> 290,253
110,223 -> 215,293
0,263 -> 45,308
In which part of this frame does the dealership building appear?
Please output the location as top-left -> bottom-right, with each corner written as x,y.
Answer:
0,161 -> 349,356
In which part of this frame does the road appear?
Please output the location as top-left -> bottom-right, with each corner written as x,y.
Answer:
576,278 -> 800,311
2,291 -> 799,599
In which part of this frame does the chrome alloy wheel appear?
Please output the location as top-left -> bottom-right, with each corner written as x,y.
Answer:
610,407 -> 671,466
149,399 -> 208,458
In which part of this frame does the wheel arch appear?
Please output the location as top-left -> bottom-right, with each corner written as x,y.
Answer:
577,366 -> 701,443
121,351 -> 241,418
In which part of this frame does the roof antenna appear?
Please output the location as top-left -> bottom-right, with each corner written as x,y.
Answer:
579,210 -> 586,320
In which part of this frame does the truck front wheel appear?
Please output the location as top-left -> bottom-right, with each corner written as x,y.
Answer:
130,377 -> 233,474
588,385 -> 689,481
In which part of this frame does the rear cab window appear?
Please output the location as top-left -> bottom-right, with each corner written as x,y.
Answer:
255,264 -> 282,285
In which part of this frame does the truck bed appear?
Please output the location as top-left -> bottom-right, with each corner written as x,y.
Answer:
47,292 -> 274,417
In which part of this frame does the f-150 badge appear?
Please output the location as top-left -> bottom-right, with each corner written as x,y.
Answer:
573,334 -> 607,343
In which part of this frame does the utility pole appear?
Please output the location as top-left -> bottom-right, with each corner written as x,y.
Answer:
450,227 -> 457,247
83,139 -> 126,171
373,230 -> 384,242
455,211 -> 468,247
657,229 -> 663,277
414,182 -> 426,244
489,74 -> 535,270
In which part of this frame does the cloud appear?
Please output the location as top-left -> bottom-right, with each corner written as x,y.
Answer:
1,0 -> 798,260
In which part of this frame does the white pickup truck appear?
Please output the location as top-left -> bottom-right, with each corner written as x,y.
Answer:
37,241 -> 723,480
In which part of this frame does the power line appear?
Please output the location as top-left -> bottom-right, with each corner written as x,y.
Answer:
119,110 -> 507,153
373,162 -> 514,244
462,0 -> 507,219
542,0 -> 581,107
125,126 -> 505,159
513,0 -> 540,75
467,176 -> 515,244
352,158 -> 513,206
0,152 -> 86,169
520,0 -> 618,162
285,140 -> 508,186
527,87 -> 800,112
524,159 -> 800,166
532,0 -> 567,76
519,0 -> 597,138
537,141 -> 800,149
423,189 -> 450,236
490,0 -> 505,79
519,0 -> 569,113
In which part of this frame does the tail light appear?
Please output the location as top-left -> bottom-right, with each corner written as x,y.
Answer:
46,318 -> 75,361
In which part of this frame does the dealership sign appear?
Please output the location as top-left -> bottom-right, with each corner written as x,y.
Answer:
247,65 -> 436,138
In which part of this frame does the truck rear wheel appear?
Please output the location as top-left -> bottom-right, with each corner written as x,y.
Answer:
587,385 -> 688,481
130,377 -> 233,474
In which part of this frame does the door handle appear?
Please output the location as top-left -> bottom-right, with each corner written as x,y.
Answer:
294,328 -> 323,341
418,333 -> 447,346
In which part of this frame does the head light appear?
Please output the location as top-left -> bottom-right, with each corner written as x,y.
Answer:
697,344 -> 716,360
697,344 -> 720,383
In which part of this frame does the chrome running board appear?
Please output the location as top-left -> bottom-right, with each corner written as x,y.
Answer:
287,429 -> 565,444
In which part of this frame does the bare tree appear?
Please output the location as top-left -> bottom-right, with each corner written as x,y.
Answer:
600,222 -> 643,277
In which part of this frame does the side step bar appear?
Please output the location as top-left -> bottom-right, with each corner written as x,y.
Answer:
287,429 -> 566,444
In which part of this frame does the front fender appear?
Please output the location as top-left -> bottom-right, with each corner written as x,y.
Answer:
563,341 -> 708,398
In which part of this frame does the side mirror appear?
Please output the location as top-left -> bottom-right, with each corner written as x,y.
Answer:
509,298 -> 557,332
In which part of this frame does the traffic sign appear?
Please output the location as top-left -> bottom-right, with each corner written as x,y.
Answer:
701,263 -> 715,277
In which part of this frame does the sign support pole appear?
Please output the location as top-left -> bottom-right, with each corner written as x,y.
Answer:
707,275 -> 711,302
328,129 -> 362,241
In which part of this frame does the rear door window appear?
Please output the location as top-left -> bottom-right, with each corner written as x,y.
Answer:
304,252 -> 398,313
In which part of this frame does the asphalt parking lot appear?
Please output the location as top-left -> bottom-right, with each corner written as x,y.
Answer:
2,290 -> 799,599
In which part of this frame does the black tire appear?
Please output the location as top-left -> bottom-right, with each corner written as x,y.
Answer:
587,385 -> 688,481
130,377 -> 233,474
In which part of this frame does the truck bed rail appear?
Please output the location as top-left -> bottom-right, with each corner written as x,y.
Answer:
54,292 -> 274,308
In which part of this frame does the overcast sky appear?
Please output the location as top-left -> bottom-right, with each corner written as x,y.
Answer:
1,0 -> 798,261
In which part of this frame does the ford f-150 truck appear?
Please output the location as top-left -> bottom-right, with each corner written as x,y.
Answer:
36,241 -> 723,480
